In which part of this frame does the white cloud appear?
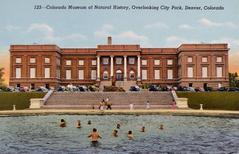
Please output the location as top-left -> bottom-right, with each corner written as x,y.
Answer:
94,24 -> 114,38
144,22 -> 169,29
210,37 -> 239,48
165,35 -> 199,47
27,23 -> 53,34
166,35 -> 239,49
5,25 -> 21,32
198,18 -> 237,28
115,31 -> 148,41
178,24 -> 194,30
94,24 -> 151,46
27,23 -> 86,42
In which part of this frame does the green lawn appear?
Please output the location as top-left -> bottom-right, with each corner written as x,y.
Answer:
177,92 -> 239,110
0,92 -> 46,110
1,92 -> 238,111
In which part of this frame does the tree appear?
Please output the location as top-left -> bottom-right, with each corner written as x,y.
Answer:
229,72 -> 239,87
0,67 -> 4,86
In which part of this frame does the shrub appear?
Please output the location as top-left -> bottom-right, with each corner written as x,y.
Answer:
103,86 -> 125,92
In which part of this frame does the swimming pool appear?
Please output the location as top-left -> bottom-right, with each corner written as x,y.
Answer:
0,115 -> 238,154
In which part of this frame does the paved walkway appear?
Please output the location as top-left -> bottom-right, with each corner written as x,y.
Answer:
0,109 -> 239,118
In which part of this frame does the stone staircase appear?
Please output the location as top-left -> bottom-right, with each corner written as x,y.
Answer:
99,81 -> 112,91
43,91 -> 175,109
116,81 -> 136,91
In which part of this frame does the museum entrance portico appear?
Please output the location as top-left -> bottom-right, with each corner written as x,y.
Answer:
96,53 -> 141,82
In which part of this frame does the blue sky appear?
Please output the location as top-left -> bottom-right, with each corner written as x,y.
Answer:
0,0 -> 239,80
0,0 -> 239,48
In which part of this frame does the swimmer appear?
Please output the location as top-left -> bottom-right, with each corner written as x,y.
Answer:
127,130 -> 133,140
60,119 -> 66,127
112,129 -> 118,137
160,124 -> 164,130
76,120 -> 81,128
88,128 -> 102,144
116,123 -> 120,129
140,126 -> 145,132
88,120 -> 91,125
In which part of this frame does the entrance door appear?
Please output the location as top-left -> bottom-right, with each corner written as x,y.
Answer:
31,83 -> 35,90
45,84 -> 50,90
116,70 -> 123,81
203,83 -> 208,91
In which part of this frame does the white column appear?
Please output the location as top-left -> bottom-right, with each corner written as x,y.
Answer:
110,56 -> 114,78
124,56 -> 127,80
97,56 -> 100,81
137,55 -> 141,81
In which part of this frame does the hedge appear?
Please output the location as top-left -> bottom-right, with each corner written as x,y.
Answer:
0,92 -> 46,110
177,92 -> 239,110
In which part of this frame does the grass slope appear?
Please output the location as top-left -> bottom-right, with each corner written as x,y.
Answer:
0,92 -> 46,110
177,92 -> 239,110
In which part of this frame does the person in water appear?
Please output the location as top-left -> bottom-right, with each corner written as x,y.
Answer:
76,120 -> 81,128
88,128 -> 102,145
160,124 -> 164,130
116,123 -> 120,129
140,126 -> 145,132
88,120 -> 91,125
112,129 -> 118,137
127,130 -> 133,140
60,119 -> 66,127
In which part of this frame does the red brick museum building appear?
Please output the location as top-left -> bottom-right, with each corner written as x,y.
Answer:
9,37 -> 229,90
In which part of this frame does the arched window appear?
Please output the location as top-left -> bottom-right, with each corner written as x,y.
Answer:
116,70 -> 122,74
129,70 -> 135,79
103,71 -> 108,80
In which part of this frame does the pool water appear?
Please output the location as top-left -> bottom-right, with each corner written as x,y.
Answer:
0,115 -> 238,154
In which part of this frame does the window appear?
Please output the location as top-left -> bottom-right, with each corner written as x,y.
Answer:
30,58 -> 36,64
167,59 -> 173,65
57,69 -> 60,78
44,68 -> 50,78
129,70 -> 135,79
103,71 -> 108,79
187,67 -> 193,78
66,70 -> 71,79
154,60 -> 160,65
56,59 -> 60,65
91,70 -> 96,80
78,60 -> 84,66
102,58 -> 109,65
129,58 -> 135,64
66,60 -> 71,66
16,58 -> 21,64
78,70 -> 84,80
154,70 -> 160,79
16,68 -> 21,78
30,68 -> 36,78
142,60 -> 147,65
202,67 -> 208,78
187,57 -> 192,63
142,70 -> 147,80
217,57 -> 222,63
167,69 -> 173,79
45,58 -> 50,64
116,57 -> 122,64
216,67 -> 223,78
92,60 -> 96,66
202,57 -> 208,63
